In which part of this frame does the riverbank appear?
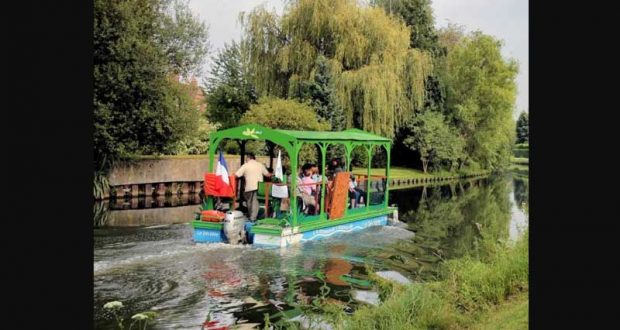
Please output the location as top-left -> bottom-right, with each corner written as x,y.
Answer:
309,230 -> 529,330
353,166 -> 490,179
98,157 -> 492,199
353,166 -> 492,189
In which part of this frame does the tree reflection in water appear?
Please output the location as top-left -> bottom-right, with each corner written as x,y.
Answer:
368,175 -> 514,282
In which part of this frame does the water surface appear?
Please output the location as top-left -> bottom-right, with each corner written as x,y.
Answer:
94,174 -> 528,329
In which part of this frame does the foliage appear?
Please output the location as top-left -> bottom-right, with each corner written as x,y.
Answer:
372,0 -> 444,56
511,157 -> 528,165
163,116 -> 219,155
240,97 -> 330,163
350,146 -> 369,168
94,0 -> 209,164
514,143 -> 528,149
516,111 -> 529,144
103,300 -> 158,330
437,30 -> 518,170
158,0 -> 210,76
240,0 -> 432,138
241,97 -> 330,131
295,55 -> 346,131
205,42 -> 258,129
94,171 -> 110,200
402,110 -> 464,172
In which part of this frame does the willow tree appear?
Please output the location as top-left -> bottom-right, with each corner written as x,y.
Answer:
239,0 -> 432,138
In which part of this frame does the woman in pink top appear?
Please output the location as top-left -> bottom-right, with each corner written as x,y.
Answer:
301,171 -> 316,194
300,169 -> 316,212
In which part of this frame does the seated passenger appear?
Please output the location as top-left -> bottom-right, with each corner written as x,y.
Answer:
348,175 -> 365,208
299,168 -> 317,214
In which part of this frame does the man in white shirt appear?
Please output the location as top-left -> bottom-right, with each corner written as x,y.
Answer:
235,153 -> 272,221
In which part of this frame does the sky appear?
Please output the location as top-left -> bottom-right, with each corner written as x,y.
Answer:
188,0 -> 528,115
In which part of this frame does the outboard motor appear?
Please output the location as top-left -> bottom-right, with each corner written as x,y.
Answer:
223,210 -> 247,244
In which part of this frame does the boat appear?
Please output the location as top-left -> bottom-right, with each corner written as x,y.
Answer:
191,124 -> 398,247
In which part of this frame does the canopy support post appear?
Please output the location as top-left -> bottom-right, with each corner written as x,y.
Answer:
290,142 -> 301,228
366,144 -> 372,209
319,143 -> 327,221
238,140 -> 246,205
384,143 -> 391,207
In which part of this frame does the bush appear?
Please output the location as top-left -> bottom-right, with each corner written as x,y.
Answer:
240,97 -> 330,164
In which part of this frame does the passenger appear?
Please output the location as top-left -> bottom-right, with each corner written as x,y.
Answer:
309,164 -> 324,209
328,158 -> 344,178
299,168 -> 317,213
235,153 -> 272,221
348,175 -> 365,208
298,164 -> 310,182
310,163 -> 321,183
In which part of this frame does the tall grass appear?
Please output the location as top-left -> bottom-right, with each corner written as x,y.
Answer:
314,230 -> 529,330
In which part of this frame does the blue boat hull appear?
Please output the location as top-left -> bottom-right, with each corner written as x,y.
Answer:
193,214 -> 390,247
193,222 -> 256,243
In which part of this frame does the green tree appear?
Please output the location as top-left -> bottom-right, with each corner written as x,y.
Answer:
372,0 -> 443,56
158,0 -> 211,76
205,42 -> 257,129
402,110 -> 464,173
438,31 -> 518,170
240,0 -> 432,138
516,111 -> 529,144
94,0 -> 209,164
295,56 -> 345,131
240,97 -> 330,163
241,97 -> 330,131
374,0 -> 447,112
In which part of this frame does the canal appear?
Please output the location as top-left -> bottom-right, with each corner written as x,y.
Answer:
93,173 -> 528,329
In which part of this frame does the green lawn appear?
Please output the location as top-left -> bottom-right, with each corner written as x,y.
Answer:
352,166 -> 488,179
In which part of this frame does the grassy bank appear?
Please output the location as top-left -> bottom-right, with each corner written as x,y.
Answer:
352,166 -> 490,179
305,231 -> 529,330
476,292 -> 528,330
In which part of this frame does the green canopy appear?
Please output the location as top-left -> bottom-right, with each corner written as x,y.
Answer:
210,124 -> 390,145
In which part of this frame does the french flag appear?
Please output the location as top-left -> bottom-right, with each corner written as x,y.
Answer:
215,150 -> 230,189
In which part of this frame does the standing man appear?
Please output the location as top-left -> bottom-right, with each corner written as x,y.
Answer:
235,153 -> 272,221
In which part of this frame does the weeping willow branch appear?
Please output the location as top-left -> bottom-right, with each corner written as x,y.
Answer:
240,0 -> 432,138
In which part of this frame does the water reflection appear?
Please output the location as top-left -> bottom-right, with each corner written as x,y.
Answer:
94,195 -> 203,227
93,174 -> 528,329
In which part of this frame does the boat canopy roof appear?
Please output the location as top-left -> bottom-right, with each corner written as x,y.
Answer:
210,124 -> 391,145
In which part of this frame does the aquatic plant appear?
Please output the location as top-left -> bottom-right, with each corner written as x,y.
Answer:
103,300 -> 157,330
93,202 -> 110,227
